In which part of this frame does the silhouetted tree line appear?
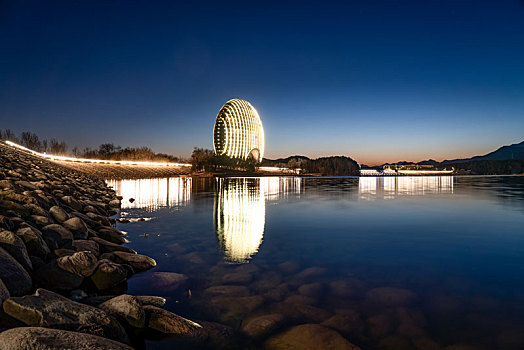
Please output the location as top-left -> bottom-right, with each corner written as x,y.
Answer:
0,129 -> 68,155
452,160 -> 524,175
303,156 -> 360,176
190,148 -> 258,172
80,143 -> 182,162
0,130 -> 181,162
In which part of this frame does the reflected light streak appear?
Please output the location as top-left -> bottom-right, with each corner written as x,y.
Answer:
359,176 -> 453,199
6,141 -> 190,167
214,177 -> 302,263
107,177 -> 192,211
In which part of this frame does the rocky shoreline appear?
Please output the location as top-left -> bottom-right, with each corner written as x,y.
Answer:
0,142 -> 202,349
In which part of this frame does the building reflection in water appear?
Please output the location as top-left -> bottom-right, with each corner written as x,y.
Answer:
359,176 -> 453,200
106,177 -> 192,211
214,177 -> 302,263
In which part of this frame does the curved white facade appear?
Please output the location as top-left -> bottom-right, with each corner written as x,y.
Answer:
213,99 -> 264,162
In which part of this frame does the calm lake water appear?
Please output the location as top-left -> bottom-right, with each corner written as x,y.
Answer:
107,176 -> 524,350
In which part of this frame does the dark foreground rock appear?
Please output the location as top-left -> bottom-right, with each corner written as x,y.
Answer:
0,327 -> 133,350
0,246 -> 32,296
3,288 -> 130,344
144,305 -> 202,337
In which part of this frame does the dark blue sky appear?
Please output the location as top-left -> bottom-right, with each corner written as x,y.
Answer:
1,0 -> 523,164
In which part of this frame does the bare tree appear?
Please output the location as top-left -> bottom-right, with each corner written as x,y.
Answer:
3,129 -> 18,143
49,138 -> 67,155
20,132 -> 41,151
41,139 -> 48,153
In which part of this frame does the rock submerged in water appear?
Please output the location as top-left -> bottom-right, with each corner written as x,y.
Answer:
366,287 -> 417,307
266,324 -> 361,350
0,327 -> 133,350
242,313 -> 286,339
2,288 -> 130,344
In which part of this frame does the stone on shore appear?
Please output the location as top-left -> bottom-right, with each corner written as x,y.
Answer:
72,239 -> 100,257
62,217 -> 88,240
136,296 -> 166,307
97,227 -> 126,245
49,206 -> 69,223
91,259 -> 129,290
41,224 -> 73,250
61,195 -> 83,211
266,324 -> 361,350
0,327 -> 133,350
0,278 -> 11,305
57,250 -> 98,277
99,294 -> 145,329
16,227 -> 50,259
90,237 -> 135,254
0,229 -> 33,271
2,289 -> 130,344
104,251 -> 156,272
34,260 -> 84,291
0,246 -> 32,296
143,305 -> 201,336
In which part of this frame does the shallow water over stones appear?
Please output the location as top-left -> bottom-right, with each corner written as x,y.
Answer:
110,176 -> 524,349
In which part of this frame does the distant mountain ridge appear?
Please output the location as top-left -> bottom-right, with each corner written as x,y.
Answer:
380,140 -> 524,167
441,140 -> 524,164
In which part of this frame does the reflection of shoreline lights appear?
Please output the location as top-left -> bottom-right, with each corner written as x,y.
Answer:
6,141 -> 190,167
106,177 -> 191,211
215,178 -> 265,263
214,177 -> 302,263
359,176 -> 453,199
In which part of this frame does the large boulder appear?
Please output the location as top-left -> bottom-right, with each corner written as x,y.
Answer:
16,227 -> 50,259
265,324 -> 361,350
0,229 -> 33,271
57,251 -> 98,277
143,305 -> 201,336
91,260 -> 129,290
0,247 -> 32,295
62,217 -> 88,240
99,294 -> 145,329
2,289 -> 130,344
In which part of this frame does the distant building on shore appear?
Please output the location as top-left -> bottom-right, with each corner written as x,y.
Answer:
213,98 -> 265,162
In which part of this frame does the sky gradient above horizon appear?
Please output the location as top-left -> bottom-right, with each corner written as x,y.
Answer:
1,0 -> 523,165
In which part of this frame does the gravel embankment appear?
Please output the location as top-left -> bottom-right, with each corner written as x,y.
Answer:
0,141 -> 201,348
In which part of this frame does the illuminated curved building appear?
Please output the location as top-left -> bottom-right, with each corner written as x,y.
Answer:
213,99 -> 265,162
